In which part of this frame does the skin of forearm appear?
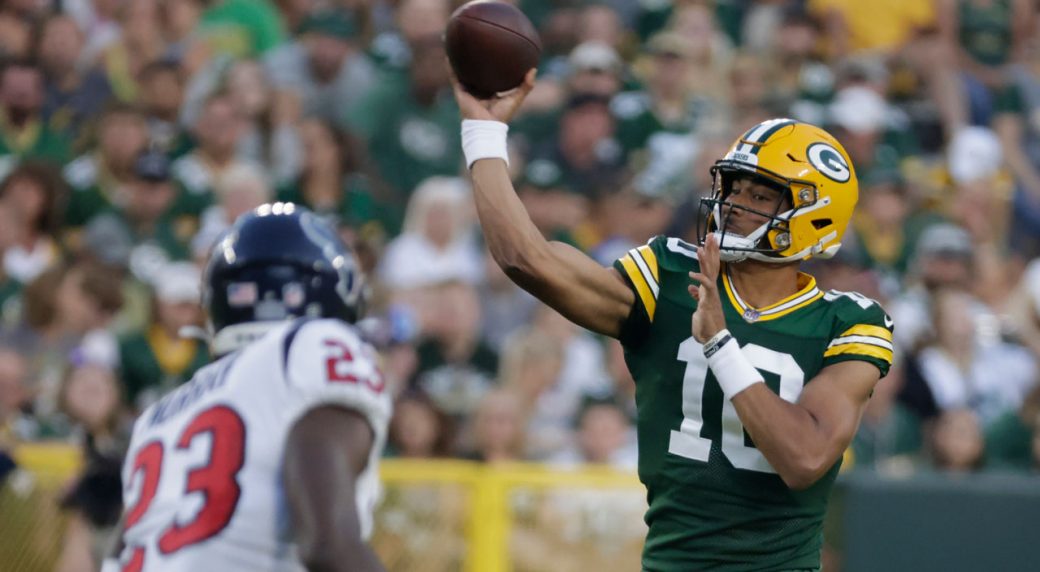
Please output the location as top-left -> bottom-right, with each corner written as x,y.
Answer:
730,385 -> 848,490
470,160 -> 552,275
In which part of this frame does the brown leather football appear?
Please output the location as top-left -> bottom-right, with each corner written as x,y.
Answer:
445,1 -> 541,99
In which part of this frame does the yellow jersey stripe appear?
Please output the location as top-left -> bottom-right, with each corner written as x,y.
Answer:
753,290 -> 824,321
637,245 -> 659,282
620,255 -> 657,321
823,342 -> 893,363
839,324 -> 893,343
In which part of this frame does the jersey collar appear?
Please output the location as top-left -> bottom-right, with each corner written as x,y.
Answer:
722,269 -> 823,323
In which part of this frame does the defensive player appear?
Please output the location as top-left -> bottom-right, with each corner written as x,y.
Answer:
453,70 -> 893,570
106,203 -> 389,572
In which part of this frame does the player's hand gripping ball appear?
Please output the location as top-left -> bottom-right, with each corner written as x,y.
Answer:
445,0 -> 541,99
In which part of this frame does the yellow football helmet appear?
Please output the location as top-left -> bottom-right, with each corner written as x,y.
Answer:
698,118 -> 859,263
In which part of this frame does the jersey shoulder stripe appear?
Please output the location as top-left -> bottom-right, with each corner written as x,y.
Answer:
619,248 -> 658,321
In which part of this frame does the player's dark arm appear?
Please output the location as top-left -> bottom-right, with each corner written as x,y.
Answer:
731,361 -> 879,490
452,69 -> 635,339
284,406 -> 386,572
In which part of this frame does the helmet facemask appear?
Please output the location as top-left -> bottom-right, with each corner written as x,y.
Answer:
697,164 -> 809,263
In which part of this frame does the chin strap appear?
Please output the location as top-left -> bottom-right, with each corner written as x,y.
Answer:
210,322 -> 284,356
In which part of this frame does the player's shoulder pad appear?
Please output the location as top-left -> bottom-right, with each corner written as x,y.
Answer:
614,235 -> 699,323
63,155 -> 97,189
283,318 -> 392,428
821,290 -> 894,370
823,290 -> 893,330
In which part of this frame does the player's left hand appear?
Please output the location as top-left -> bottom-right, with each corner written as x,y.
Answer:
689,233 -> 726,343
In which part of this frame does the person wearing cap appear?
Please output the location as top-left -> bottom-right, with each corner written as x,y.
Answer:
826,85 -> 919,178
567,41 -> 625,99
887,222 -> 993,353
116,261 -> 209,411
84,149 -> 194,282
264,8 -> 376,129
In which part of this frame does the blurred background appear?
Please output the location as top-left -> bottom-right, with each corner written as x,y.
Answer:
0,0 -> 1038,571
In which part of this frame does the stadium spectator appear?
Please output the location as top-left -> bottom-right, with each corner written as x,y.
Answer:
614,32 -> 700,156
38,13 -> 114,143
496,327 -> 565,458
526,93 -> 624,199
889,223 -> 987,352
6,261 -> 123,434
192,162 -> 274,261
225,59 -> 303,185
367,0 -> 451,72
99,0 -> 167,103
935,0 -> 1031,128
410,280 -> 497,418
171,92 -> 249,207
0,162 -> 63,284
157,0 -> 204,60
345,35 -> 461,198
64,0 -> 122,66
265,9 -> 376,130
86,149 -> 192,283
0,59 -> 71,172
465,389 -> 526,463
0,10 -> 32,61
477,251 -> 539,354
137,61 -> 192,158
117,261 -> 208,411
379,176 -> 482,290
62,104 -> 149,232
549,396 -> 638,470
994,34 -> 1040,262
985,385 -> 1040,471
274,118 -> 390,232
388,389 -> 454,458
930,408 -> 985,473
903,287 -> 1037,426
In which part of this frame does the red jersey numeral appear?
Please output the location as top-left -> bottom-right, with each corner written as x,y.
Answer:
121,405 -> 247,568
159,405 -> 246,553
323,338 -> 385,392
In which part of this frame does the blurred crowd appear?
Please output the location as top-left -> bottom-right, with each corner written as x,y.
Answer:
0,0 -> 1038,568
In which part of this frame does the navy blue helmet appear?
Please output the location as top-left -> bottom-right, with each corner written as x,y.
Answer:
203,203 -> 364,354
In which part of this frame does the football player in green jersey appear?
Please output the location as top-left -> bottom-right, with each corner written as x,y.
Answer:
452,69 -> 893,571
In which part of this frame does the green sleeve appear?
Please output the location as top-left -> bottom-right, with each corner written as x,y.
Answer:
821,294 -> 895,377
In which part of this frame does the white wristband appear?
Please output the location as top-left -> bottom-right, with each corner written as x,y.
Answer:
100,559 -> 122,572
461,119 -> 509,169
706,334 -> 764,399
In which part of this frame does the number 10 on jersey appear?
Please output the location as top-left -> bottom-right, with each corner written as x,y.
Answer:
668,337 -> 805,473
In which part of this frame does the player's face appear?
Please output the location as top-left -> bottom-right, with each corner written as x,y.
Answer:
721,177 -> 788,237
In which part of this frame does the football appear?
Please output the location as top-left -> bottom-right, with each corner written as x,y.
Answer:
445,1 -> 542,99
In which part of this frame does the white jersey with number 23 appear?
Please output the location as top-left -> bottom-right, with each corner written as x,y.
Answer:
116,318 -> 391,572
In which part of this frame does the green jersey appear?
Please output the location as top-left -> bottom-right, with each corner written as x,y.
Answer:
613,235 -> 894,571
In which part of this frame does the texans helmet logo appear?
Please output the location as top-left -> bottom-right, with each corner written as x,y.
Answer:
806,142 -> 851,183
